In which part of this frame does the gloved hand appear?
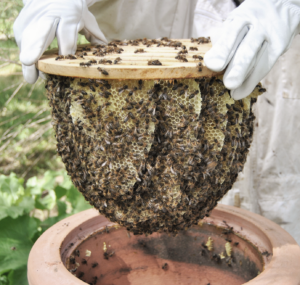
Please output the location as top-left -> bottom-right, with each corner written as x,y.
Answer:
13,0 -> 107,84
204,0 -> 300,100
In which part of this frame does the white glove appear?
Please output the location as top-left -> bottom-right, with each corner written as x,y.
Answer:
13,0 -> 107,84
204,0 -> 300,100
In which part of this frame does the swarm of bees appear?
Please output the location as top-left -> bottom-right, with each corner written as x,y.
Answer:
45,38 -> 265,236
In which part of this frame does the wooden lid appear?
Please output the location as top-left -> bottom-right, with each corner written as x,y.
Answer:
37,38 -> 222,80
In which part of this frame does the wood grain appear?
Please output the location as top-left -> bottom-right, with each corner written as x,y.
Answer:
37,39 -> 223,80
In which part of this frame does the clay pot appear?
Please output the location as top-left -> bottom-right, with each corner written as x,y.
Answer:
27,204 -> 300,285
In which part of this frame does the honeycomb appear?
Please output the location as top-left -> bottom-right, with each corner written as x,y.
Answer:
46,74 -> 263,235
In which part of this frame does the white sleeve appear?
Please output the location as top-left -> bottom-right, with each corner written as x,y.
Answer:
88,0 -> 197,41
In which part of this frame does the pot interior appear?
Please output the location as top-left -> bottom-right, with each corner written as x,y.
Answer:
62,222 -> 264,285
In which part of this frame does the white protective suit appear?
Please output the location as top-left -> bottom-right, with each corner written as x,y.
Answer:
87,0 -> 300,245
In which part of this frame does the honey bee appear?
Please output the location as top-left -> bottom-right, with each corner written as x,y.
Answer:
89,85 -> 95,92
128,87 -> 138,96
209,77 -> 215,86
179,89 -> 185,95
259,87 -> 267,92
177,49 -> 188,55
189,90 -> 199,99
218,90 -> 225,96
129,39 -> 139,46
128,112 -> 135,119
98,59 -> 111,64
123,115 -> 129,123
138,79 -> 143,90
172,83 -> 183,91
189,47 -> 198,51
79,62 -> 91,67
178,103 -> 185,109
192,54 -> 203,60
77,272 -> 84,279
88,59 -> 97,64
134,48 -> 146,53
97,67 -> 109,75
55,55 -> 64,60
95,78 -> 107,84
175,54 -> 188,62
74,249 -> 80,257
114,57 -> 122,64
118,85 -> 128,94
148,60 -> 162,65
197,62 -> 202,72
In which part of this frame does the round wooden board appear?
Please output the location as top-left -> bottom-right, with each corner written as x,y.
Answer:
37,38 -> 223,80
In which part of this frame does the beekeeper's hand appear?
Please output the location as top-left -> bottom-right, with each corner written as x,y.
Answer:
204,0 -> 300,100
13,0 -> 107,84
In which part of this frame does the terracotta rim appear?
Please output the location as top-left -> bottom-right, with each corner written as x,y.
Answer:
27,204 -> 300,285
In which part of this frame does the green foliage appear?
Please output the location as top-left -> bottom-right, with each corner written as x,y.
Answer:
0,171 -> 92,285
0,1 -> 90,180
0,173 -> 34,220
0,3 -> 95,284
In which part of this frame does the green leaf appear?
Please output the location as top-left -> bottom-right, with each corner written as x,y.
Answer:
40,171 -> 59,191
56,200 -> 67,216
0,216 -> 38,274
0,194 -> 34,221
26,171 -> 59,196
54,186 -> 67,200
25,176 -> 40,195
0,275 -> 9,285
34,189 -> 56,210
59,172 -> 73,190
17,197 -> 35,214
0,173 -> 24,202
66,186 -> 92,214
7,266 -> 28,285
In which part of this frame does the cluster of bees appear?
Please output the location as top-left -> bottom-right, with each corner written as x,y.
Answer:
67,248 -> 102,284
191,37 -> 211,44
46,38 -> 264,235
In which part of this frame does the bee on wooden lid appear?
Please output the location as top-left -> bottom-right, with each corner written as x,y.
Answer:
114,57 -> 122,64
134,48 -> 146,53
97,67 -> 109,75
148,60 -> 162,66
175,54 -> 188,62
55,55 -> 64,60
192,54 -> 203,60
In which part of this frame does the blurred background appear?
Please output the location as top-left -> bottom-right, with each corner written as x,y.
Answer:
0,2 -> 92,284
